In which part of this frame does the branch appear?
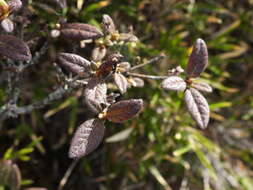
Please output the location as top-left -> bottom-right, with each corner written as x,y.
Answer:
127,72 -> 168,80
130,55 -> 165,71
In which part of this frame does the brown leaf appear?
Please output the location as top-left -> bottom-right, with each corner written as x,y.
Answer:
105,99 -> 143,123
56,52 -> 91,77
114,73 -> 128,94
192,81 -> 212,93
69,118 -> 105,158
96,53 -> 123,77
0,160 -> 21,190
1,18 -> 14,33
161,76 -> 186,91
60,23 -> 103,41
102,14 -> 116,34
84,77 -> 107,114
184,88 -> 210,129
91,46 -> 107,62
186,38 -> 208,78
0,35 -> 31,61
0,0 -> 10,21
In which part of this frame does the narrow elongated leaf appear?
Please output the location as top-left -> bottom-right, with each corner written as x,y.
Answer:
192,81 -> 212,93
69,118 -> 105,158
102,14 -> 116,34
184,88 -> 210,129
0,160 -> 21,190
114,73 -> 128,94
91,46 -> 107,62
106,128 -> 133,143
105,99 -> 143,123
60,23 -> 103,41
0,35 -> 31,61
56,52 -> 91,77
84,77 -> 107,114
186,38 -> 208,78
161,76 -> 186,91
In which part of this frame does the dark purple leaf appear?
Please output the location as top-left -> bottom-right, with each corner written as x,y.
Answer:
102,14 -> 116,34
60,23 -> 103,41
69,118 -> 105,158
186,38 -> 208,78
0,35 -> 31,61
161,76 -> 186,91
84,77 -> 107,114
91,46 -> 107,62
114,73 -> 128,94
192,81 -> 212,93
105,99 -> 143,123
56,52 -> 91,77
184,88 -> 210,129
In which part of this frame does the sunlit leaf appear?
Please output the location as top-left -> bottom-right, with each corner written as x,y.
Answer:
69,118 -> 105,158
161,76 -> 186,91
114,73 -> 128,94
192,81 -> 212,93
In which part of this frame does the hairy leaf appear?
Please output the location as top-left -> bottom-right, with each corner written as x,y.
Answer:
60,23 -> 103,41
91,46 -> 107,62
184,88 -> 210,129
1,18 -> 14,33
56,52 -> 91,77
102,14 -> 116,34
186,38 -> 208,78
0,160 -> 21,190
161,76 -> 186,91
96,53 -> 123,77
105,99 -> 143,123
0,35 -> 31,61
84,77 -> 107,114
192,81 -> 212,93
69,118 -> 105,158
114,73 -> 128,94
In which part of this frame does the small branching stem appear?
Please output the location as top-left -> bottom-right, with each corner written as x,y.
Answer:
127,72 -> 168,80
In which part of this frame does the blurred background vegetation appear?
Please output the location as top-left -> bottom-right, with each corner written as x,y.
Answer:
1,0 -> 253,189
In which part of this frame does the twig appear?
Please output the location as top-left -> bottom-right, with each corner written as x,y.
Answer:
130,55 -> 165,71
58,159 -> 79,190
127,72 -> 168,80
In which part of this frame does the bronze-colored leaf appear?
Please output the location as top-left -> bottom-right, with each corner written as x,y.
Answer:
0,35 -> 31,61
7,0 -> 22,12
186,38 -> 208,78
91,46 -> 107,62
60,23 -> 103,41
95,53 -> 123,77
84,77 -> 107,114
69,118 -> 105,158
192,81 -> 212,93
0,160 -> 21,190
56,52 -> 91,77
184,88 -> 210,129
105,99 -> 143,123
102,14 -> 116,34
119,33 -> 139,43
161,76 -> 186,91
1,18 -> 14,32
114,73 -> 128,94
0,0 -> 10,21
